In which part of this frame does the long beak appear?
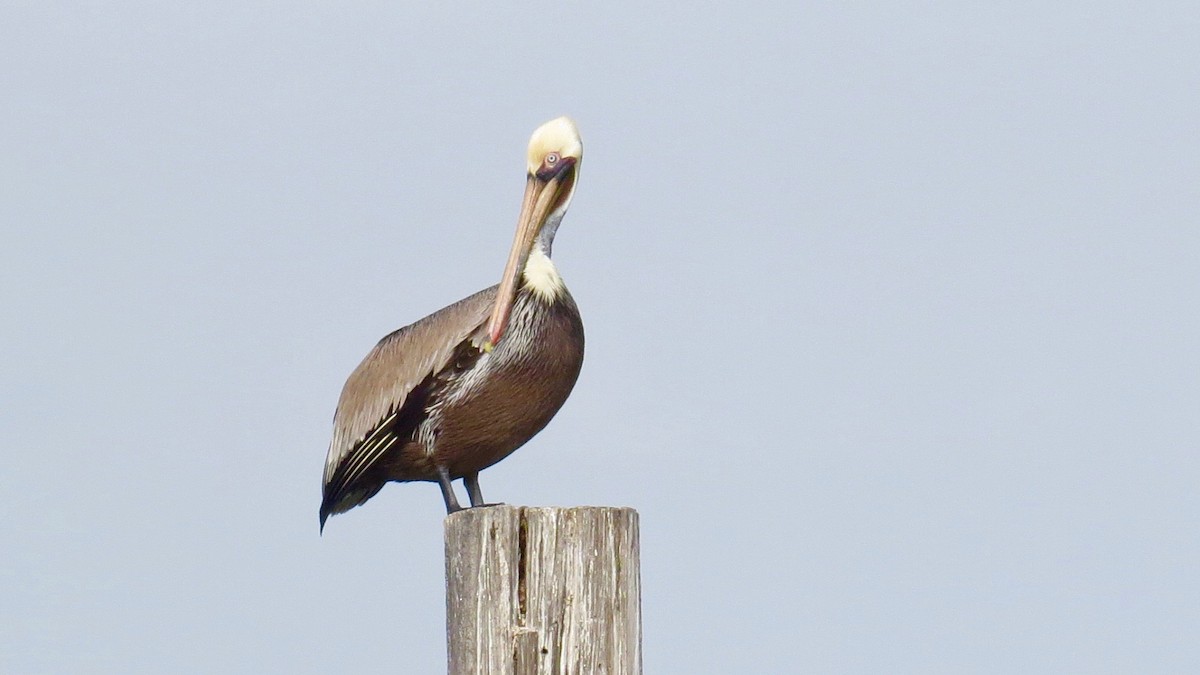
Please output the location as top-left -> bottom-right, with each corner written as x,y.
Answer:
485,174 -> 563,348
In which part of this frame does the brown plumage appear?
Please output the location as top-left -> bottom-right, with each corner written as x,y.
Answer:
320,117 -> 586,529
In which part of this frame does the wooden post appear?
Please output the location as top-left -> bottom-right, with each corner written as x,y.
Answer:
445,506 -> 641,675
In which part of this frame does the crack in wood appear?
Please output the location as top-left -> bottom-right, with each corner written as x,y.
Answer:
517,507 -> 529,624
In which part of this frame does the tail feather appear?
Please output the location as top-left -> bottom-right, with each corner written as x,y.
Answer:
319,483 -> 384,534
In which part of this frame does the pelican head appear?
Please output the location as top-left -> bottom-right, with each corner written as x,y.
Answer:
486,117 -> 583,347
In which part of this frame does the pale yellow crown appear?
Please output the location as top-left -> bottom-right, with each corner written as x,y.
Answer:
526,117 -> 583,174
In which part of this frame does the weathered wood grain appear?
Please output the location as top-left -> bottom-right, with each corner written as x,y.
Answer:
445,506 -> 641,675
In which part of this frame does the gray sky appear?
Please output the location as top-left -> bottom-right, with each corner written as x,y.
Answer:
3,2 -> 1198,673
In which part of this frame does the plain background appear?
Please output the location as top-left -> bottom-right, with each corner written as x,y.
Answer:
3,2 -> 1197,673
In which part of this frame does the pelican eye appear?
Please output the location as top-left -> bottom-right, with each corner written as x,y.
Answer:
535,152 -> 570,180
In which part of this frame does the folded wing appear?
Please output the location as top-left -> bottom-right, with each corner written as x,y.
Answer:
321,286 -> 497,523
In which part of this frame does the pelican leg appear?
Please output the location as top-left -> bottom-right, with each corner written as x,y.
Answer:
464,472 -> 506,508
436,467 -> 464,513
464,472 -> 485,507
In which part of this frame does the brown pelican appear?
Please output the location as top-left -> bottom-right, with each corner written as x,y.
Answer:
320,117 -> 585,529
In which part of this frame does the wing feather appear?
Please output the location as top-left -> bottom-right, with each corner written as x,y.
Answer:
323,286 -> 498,489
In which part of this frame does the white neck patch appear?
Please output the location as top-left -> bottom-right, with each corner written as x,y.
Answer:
522,248 -> 564,301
